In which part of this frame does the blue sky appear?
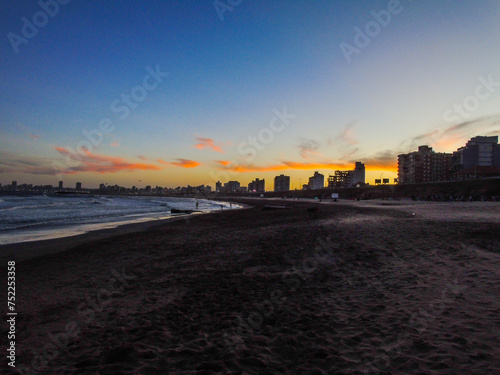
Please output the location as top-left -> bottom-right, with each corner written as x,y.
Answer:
1,0 -> 499,189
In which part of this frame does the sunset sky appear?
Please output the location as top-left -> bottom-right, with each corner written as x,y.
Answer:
1,0 -> 500,190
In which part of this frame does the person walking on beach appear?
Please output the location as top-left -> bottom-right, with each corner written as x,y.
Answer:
196,201 -> 199,209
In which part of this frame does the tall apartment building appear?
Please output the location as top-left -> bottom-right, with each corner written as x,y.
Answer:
248,178 -> 265,193
398,146 -> 452,184
223,181 -> 240,193
308,171 -> 324,190
327,162 -> 365,188
352,162 -> 365,185
215,181 -> 222,193
274,174 -> 290,192
450,136 -> 500,179
327,170 -> 353,188
76,182 -> 82,190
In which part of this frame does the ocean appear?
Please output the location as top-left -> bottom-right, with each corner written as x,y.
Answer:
0,193 -> 235,245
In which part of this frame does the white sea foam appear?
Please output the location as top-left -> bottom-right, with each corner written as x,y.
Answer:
0,194 -> 236,244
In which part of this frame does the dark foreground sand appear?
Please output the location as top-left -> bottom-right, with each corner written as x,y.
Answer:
1,199 -> 499,374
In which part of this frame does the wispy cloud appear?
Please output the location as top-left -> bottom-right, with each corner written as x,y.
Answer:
0,152 -> 50,174
326,122 -> 360,160
401,115 -> 500,152
357,150 -> 397,171
338,122 -> 358,145
28,147 -> 164,175
194,136 -> 223,153
169,158 -> 200,168
217,157 -> 396,173
136,155 -> 147,161
219,161 -> 350,173
16,123 -> 41,141
297,138 -> 321,159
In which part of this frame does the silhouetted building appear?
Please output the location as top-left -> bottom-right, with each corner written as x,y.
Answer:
248,178 -> 265,193
274,174 -> 290,192
328,170 -> 352,188
450,136 -> 500,179
76,182 -> 82,190
12,181 -> 17,187
308,171 -> 324,190
352,162 -> 365,185
224,181 -> 240,193
58,181 -> 63,189
327,162 -> 365,188
398,146 -> 452,184
215,181 -> 222,193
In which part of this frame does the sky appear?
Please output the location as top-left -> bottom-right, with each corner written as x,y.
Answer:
1,0 -> 500,190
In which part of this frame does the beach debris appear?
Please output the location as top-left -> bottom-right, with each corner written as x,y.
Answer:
307,206 -> 319,218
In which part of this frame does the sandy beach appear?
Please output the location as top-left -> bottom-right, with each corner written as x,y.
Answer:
1,199 -> 499,374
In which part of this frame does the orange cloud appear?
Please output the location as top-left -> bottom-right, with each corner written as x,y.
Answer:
217,159 -> 397,174
216,160 -> 231,166
194,137 -> 223,153
359,151 -> 398,171
219,161 -> 352,173
169,158 -> 200,168
50,147 -> 162,174
362,162 -> 397,171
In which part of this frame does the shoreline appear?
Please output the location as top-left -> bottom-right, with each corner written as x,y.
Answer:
0,203 -> 251,263
3,198 -> 499,373
1,198 -> 497,263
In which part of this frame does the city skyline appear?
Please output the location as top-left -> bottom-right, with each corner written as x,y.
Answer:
1,1 -> 500,189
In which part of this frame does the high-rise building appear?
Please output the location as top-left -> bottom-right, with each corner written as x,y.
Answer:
308,171 -> 324,190
327,170 -> 353,188
11,181 -> 17,187
223,181 -> 240,193
274,174 -> 290,192
450,136 -> 500,180
59,181 -> 63,189
215,181 -> 222,193
76,182 -> 82,190
398,146 -> 452,184
327,162 -> 365,188
352,162 -> 365,185
248,178 -> 265,193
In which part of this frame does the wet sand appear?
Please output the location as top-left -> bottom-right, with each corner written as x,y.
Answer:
1,199 -> 499,374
